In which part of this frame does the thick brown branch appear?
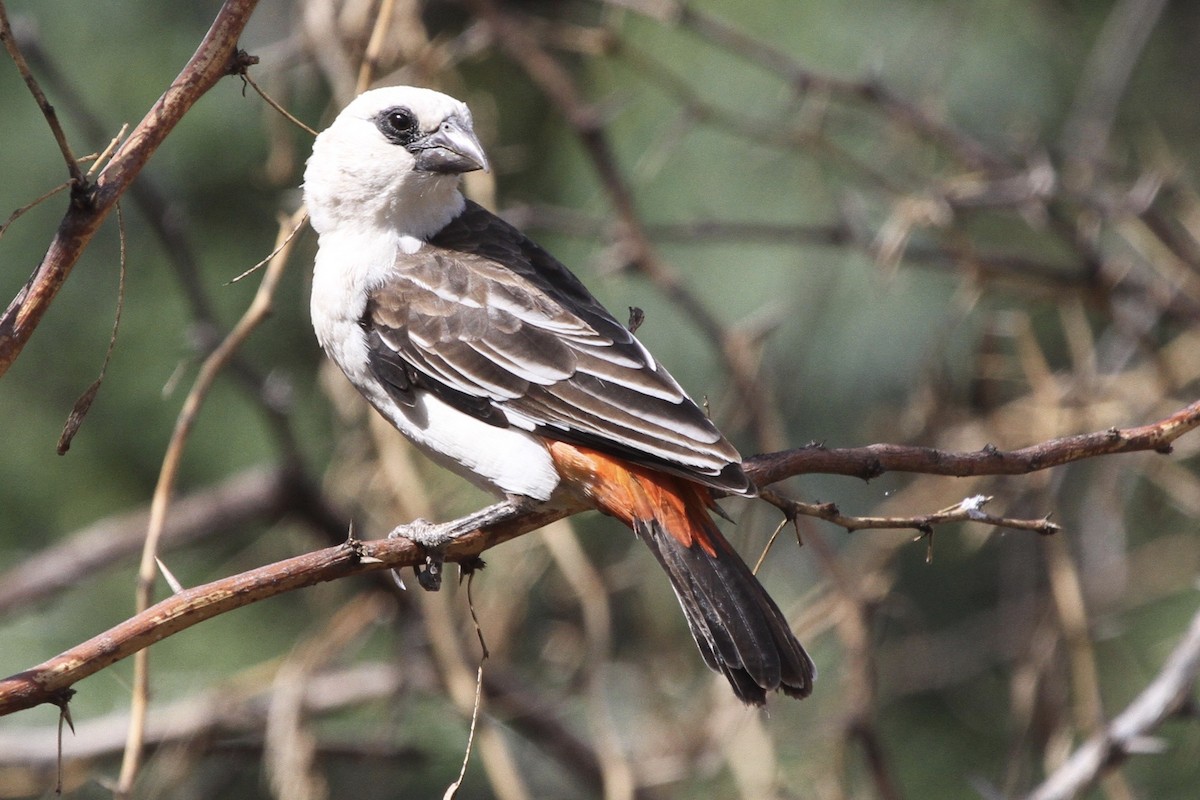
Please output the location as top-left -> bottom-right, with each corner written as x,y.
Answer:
0,501 -> 576,717
0,0 -> 259,378
744,399 -> 1200,487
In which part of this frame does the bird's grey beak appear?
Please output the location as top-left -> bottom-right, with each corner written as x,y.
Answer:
411,115 -> 490,174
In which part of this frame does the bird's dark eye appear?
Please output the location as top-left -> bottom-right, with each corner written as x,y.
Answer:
376,106 -> 419,144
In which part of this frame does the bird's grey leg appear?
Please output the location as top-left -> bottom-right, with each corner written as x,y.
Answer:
388,497 -> 533,591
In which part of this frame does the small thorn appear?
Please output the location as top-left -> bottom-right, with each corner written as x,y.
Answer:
155,557 -> 185,594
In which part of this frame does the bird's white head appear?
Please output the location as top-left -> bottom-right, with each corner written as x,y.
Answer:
303,86 -> 489,240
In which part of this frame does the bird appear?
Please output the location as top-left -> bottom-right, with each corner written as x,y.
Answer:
303,86 -> 815,704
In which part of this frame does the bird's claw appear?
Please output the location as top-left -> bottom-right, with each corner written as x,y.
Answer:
388,518 -> 449,592
385,500 -> 530,591
415,549 -> 445,591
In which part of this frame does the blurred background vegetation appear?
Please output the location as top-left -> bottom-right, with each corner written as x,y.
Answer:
1,0 -> 1198,797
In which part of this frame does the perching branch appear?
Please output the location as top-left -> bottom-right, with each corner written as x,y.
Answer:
3,399 -> 1198,717
0,499 -> 580,717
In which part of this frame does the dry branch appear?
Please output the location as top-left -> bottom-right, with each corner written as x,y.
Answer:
0,0 -> 260,378
0,501 -> 576,717
745,399 -> 1200,486
1023,604 -> 1200,800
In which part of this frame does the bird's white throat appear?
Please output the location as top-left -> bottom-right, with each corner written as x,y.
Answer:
305,157 -> 466,243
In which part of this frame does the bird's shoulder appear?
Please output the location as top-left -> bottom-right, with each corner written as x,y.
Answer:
426,201 -> 620,325
372,201 -> 642,360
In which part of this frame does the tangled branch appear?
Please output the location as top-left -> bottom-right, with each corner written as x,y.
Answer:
0,0 -> 260,377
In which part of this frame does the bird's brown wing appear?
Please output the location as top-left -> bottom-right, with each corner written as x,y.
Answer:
363,201 -> 751,494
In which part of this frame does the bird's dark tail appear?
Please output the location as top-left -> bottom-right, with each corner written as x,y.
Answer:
547,441 -> 815,704
633,517 -> 814,704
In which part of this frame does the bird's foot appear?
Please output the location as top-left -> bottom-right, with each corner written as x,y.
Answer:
387,499 -> 533,592
388,518 -> 451,591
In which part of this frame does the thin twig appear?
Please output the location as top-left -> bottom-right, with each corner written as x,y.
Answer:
118,206 -> 302,793
750,516 -> 789,575
56,201 -> 127,454
760,488 -> 1059,538
83,124 -> 129,179
242,70 -> 318,136
444,571 -> 489,800
0,2 -> 83,185
0,180 -> 69,240
226,210 -> 309,284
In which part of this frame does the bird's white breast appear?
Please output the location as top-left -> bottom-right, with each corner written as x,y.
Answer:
310,231 -> 562,501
